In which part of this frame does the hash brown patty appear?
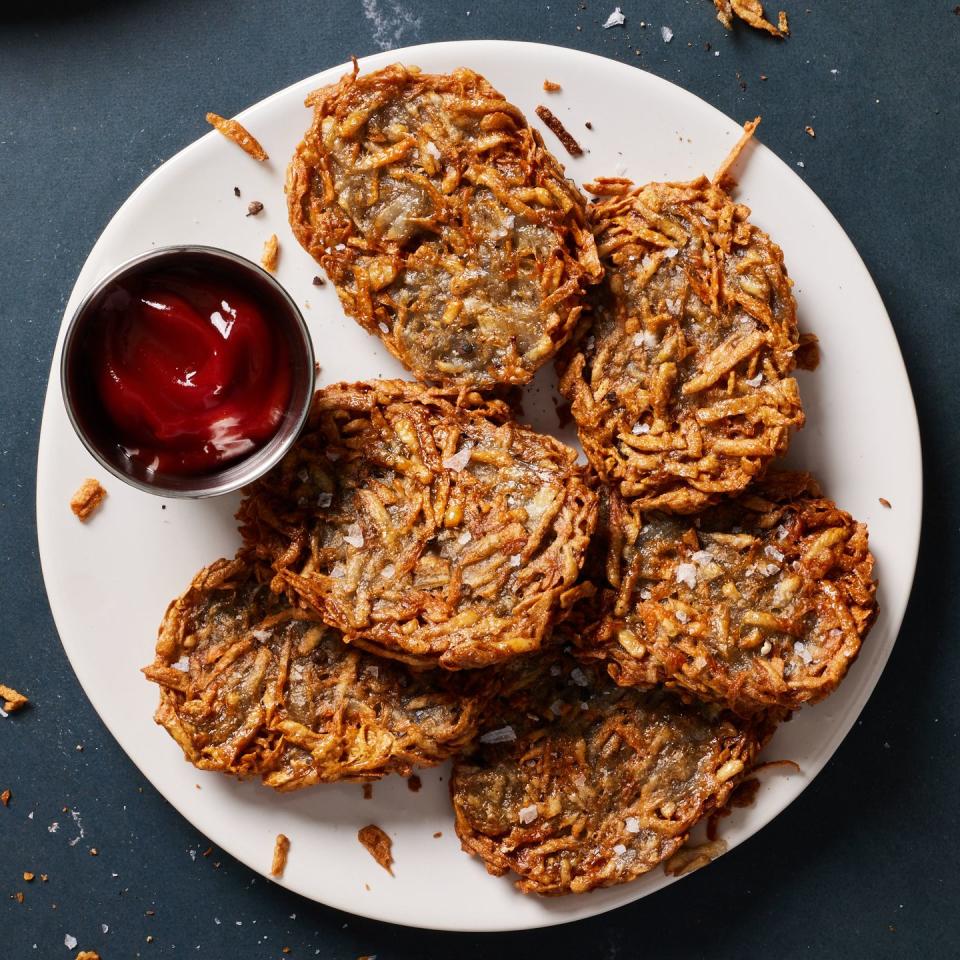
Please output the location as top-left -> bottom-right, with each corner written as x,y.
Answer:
451,653 -> 772,894
238,380 -> 597,669
587,472 -> 878,713
143,558 -> 493,788
559,171 -> 804,513
287,63 -> 602,388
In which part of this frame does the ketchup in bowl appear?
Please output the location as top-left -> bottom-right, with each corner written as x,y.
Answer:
63,247 -> 314,496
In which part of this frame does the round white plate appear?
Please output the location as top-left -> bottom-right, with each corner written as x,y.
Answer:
36,41 -> 921,932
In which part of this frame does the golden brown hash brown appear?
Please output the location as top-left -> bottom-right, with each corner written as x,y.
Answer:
239,380 -> 597,670
451,653 -> 773,895
587,472 -> 877,713
287,63 -> 602,388
559,163 -> 804,514
142,557 -> 494,789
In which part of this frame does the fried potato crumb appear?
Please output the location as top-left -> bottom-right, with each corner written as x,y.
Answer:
205,112 -> 269,161
358,824 -> 394,875
535,105 -> 583,157
70,478 -> 106,521
0,684 -> 28,713
714,0 -> 787,38
76,952 -> 102,960
261,234 -> 279,273
664,838 -> 728,877
543,79 -> 562,92
879,497 -> 892,509
1,789 -> 9,806
271,833 -> 290,878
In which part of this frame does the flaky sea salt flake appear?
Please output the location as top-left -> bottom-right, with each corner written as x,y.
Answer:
603,6 -> 625,28
479,725 -> 516,744
343,523 -> 364,548
519,805 -> 539,824
442,444 -> 473,472
676,562 -> 697,589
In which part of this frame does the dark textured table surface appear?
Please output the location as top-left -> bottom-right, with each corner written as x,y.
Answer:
2,1 -> 957,956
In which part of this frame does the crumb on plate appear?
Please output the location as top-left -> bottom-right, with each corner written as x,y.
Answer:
535,105 -> 583,157
271,833 -> 290,878
205,112 -> 269,161
261,233 -> 279,272
713,0 -> 788,38
358,824 -> 394,875
70,478 -> 106,521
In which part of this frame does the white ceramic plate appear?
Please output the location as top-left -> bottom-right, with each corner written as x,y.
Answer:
36,41 -> 921,932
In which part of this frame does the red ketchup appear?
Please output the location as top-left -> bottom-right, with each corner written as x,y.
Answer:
82,265 -> 292,476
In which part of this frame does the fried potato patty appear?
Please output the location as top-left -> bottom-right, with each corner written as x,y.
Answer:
559,172 -> 803,513
589,472 -> 877,713
451,654 -> 772,894
238,380 -> 597,669
143,558 -> 493,788
287,63 -> 602,388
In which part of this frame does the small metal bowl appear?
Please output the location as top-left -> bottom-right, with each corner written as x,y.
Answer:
61,245 -> 315,498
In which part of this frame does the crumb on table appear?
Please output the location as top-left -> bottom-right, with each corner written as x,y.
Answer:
534,105 -> 583,157
205,112 -> 269,161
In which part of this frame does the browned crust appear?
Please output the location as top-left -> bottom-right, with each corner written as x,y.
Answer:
585,472 -> 878,713
535,105 -> 583,157
70,478 -> 106,521
558,158 -> 803,514
143,557 -> 495,788
206,112 -> 269,160
286,63 -> 601,388
451,654 -> 775,895
238,379 -> 598,669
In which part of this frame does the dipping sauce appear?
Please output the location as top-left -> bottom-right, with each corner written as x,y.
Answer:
66,252 -> 303,482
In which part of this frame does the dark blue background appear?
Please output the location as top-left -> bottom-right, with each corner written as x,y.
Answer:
2,2 -> 957,956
